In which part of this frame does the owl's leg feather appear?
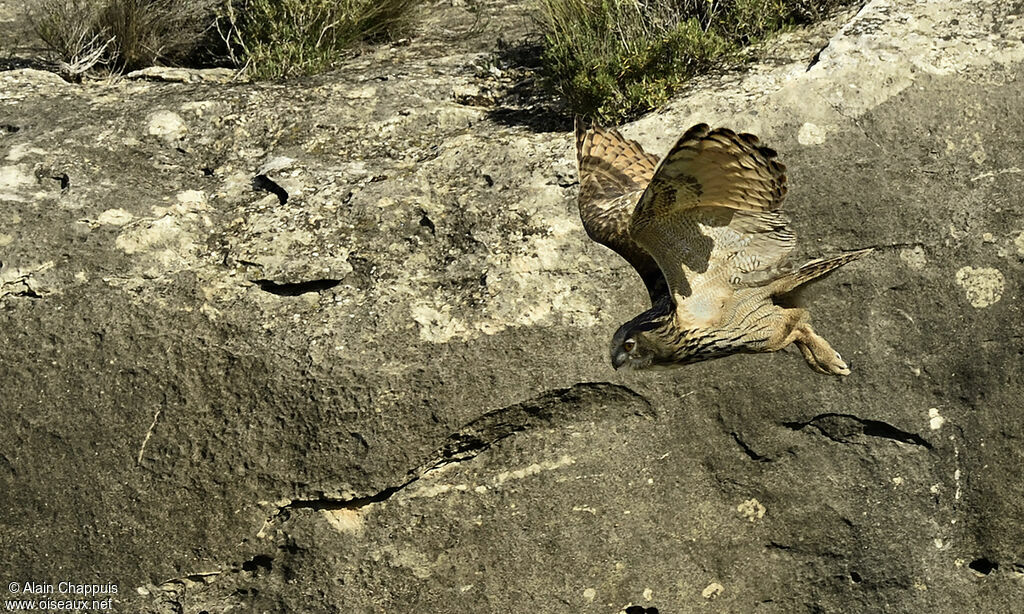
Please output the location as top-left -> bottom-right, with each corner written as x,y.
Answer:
763,307 -> 809,351
763,308 -> 850,376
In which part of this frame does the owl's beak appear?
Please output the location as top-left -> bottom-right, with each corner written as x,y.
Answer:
611,351 -> 628,370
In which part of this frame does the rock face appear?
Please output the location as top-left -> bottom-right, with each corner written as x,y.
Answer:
2,0 -> 1023,612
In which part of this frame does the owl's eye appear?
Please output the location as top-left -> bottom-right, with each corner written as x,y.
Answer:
624,338 -> 637,353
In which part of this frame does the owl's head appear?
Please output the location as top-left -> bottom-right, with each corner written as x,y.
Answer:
610,313 -> 674,370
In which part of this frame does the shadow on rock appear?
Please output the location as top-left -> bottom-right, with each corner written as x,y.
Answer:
479,39 -> 572,133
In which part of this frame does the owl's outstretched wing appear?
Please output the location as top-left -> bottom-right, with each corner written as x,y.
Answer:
575,120 -> 667,304
628,124 -> 796,325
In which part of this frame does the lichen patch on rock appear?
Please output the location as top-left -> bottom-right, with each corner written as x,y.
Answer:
900,246 -> 927,270
701,582 -> 725,600
737,498 -> 766,522
954,266 -> 1005,308
115,215 -> 197,278
411,302 -> 470,343
798,122 -> 829,145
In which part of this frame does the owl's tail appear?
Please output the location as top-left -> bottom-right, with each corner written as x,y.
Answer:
769,248 -> 872,295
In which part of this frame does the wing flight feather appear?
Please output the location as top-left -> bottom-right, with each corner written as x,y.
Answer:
627,124 -> 795,323
575,120 -> 667,303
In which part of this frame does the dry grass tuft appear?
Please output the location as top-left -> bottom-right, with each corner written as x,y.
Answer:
26,0 -> 218,76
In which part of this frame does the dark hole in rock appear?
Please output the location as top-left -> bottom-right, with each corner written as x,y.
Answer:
419,213 -> 436,235
53,173 -> 70,192
252,174 -> 288,205
850,571 -> 862,583
241,554 -> 273,573
968,558 -> 998,575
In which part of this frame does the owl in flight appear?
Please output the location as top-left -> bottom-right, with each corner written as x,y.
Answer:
575,121 -> 869,375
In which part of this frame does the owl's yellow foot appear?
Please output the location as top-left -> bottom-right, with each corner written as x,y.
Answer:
794,326 -> 850,376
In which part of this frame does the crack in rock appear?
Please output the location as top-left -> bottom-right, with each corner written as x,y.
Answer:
284,482 -> 414,512
136,408 -> 163,466
153,384 -> 652,607
766,541 -> 795,552
32,165 -> 70,192
252,278 -> 342,296
783,413 -> 933,448
807,40 -> 830,71
731,432 -> 772,462
429,382 -> 652,467
1,283 -> 42,299
269,382 -> 651,515
870,241 -> 928,251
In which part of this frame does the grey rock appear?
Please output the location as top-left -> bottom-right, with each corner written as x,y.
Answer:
1,0 -> 1023,612
145,109 -> 189,142
125,67 -> 240,84
0,67 -> 68,95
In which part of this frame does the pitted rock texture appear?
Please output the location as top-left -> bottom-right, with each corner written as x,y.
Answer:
2,0 -> 1023,612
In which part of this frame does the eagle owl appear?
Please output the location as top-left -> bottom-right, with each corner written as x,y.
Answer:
575,122 -> 869,375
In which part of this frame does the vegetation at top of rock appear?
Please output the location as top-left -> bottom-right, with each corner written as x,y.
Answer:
218,0 -> 418,79
22,0 -> 418,80
534,0 -> 854,123
21,0 -> 848,97
25,0 -> 219,78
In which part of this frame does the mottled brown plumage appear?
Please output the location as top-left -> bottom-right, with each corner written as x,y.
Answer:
576,121 -> 869,375
574,120 -> 665,302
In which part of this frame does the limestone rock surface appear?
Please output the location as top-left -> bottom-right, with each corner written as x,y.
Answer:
2,0 -> 1023,612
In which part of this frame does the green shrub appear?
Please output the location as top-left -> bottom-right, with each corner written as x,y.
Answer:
219,0 -> 418,79
536,0 -> 854,123
26,0 -> 218,76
